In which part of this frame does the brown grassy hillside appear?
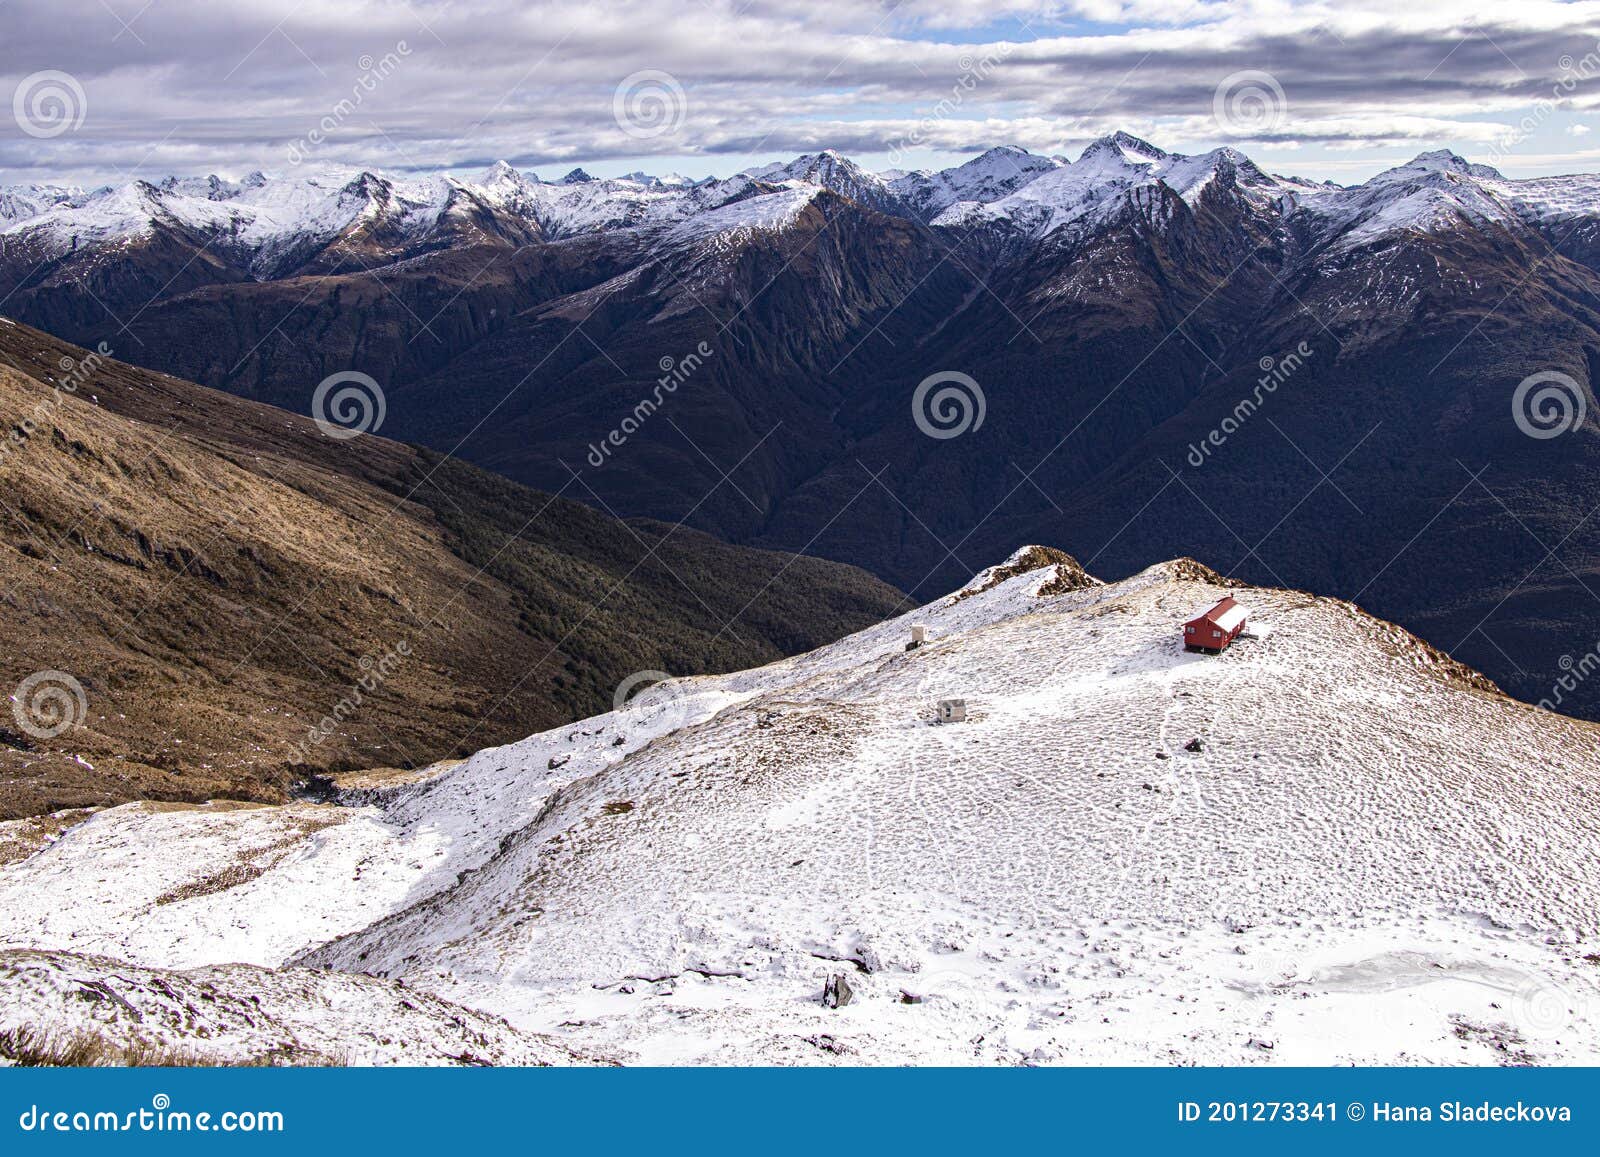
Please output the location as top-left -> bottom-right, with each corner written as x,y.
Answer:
0,317 -> 902,818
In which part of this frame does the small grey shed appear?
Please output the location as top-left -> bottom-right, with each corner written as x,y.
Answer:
937,698 -> 967,723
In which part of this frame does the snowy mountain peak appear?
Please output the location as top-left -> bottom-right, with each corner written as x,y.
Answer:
750,151 -> 862,181
742,150 -> 899,212
887,145 -> 1066,218
947,543 -> 1098,601
931,134 -> 1267,236
309,170 -> 395,217
158,174 -> 241,202
952,145 -> 1061,178
1080,131 -> 1170,167
1399,149 -> 1504,180
1296,149 -> 1524,251
476,160 -> 540,196
2,136 -> 1595,276
478,159 -> 527,184
0,182 -> 80,225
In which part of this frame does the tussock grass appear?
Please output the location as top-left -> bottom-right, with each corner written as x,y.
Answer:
0,1025 -> 322,1068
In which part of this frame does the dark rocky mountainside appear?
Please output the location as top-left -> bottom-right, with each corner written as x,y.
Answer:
7,138 -> 1600,719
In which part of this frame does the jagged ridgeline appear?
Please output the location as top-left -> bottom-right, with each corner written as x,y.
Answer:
7,137 -> 1600,722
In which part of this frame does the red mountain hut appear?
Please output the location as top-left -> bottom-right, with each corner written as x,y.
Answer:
1183,596 -> 1247,654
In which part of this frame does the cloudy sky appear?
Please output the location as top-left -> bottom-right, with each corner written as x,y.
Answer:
6,0 -> 1600,187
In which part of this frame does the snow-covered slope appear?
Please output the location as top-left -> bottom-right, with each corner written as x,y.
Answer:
890,145 -> 1066,219
523,171 -> 770,238
1292,151 -> 1524,251
0,183 -> 79,225
742,150 -> 903,215
0,948 -> 593,1066
0,169 -> 437,272
4,180 -> 245,251
1,549 -> 1595,1067
1487,171 -> 1600,227
662,185 -> 821,248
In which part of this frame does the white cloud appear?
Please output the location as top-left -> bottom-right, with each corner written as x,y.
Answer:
3,0 -> 1600,184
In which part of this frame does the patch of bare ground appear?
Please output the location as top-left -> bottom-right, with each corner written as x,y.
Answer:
154,812 -> 345,906
1161,557 -> 1232,585
0,808 -> 98,867
328,759 -> 464,793
1449,1014 -> 1539,1066
950,545 -> 1098,603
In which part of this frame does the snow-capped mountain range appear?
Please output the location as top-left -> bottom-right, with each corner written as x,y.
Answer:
2,548 -> 1595,1065
7,132 -> 1599,274
9,130 -> 1600,731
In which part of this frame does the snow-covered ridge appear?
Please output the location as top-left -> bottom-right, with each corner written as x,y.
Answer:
663,184 -> 822,246
743,150 -> 904,215
889,145 -> 1067,219
0,183 -> 80,226
0,163 -> 783,270
921,134 -> 1600,251
6,135 -> 1600,268
1,548 -> 1596,1066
